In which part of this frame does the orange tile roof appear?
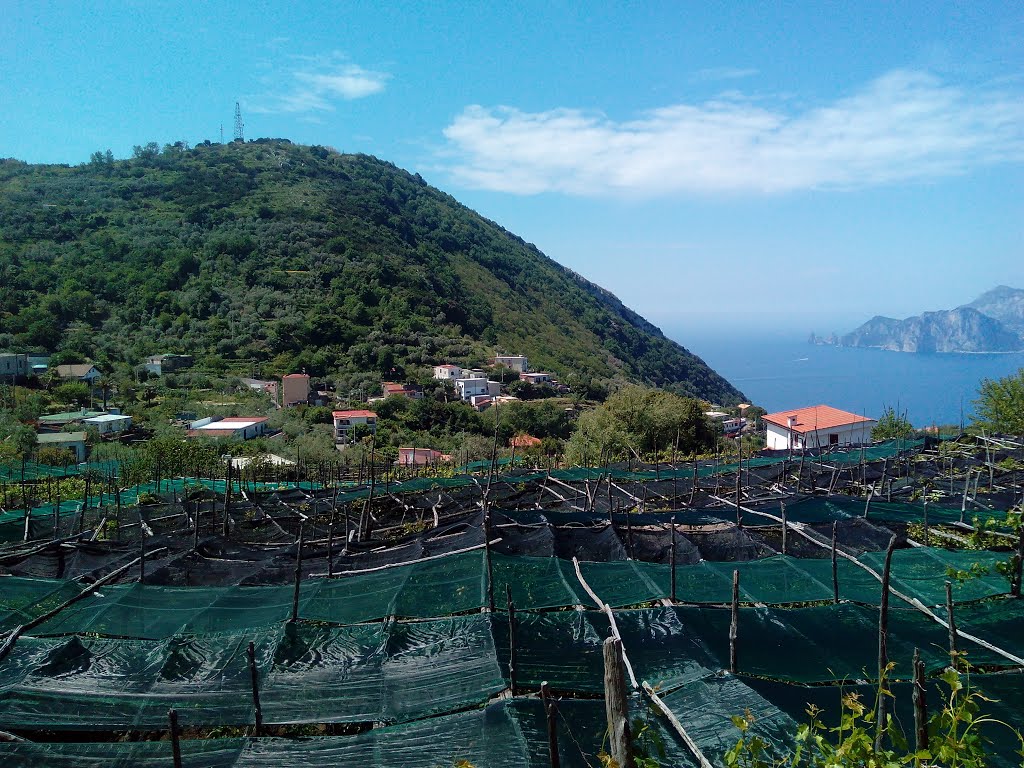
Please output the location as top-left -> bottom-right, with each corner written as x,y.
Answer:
762,405 -> 875,434
333,410 -> 377,419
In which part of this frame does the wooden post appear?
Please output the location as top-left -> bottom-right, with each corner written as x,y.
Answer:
602,637 -> 636,768
223,459 -> 232,537
484,511 -> 495,612
729,569 -> 739,673
876,535 -> 897,753
912,647 -> 928,753
168,708 -> 182,768
291,524 -> 304,623
945,580 -> 957,664
507,584 -> 517,695
541,681 -> 560,768
247,640 -> 263,734
139,511 -> 147,584
734,467 -> 742,527
831,521 -> 839,603
923,496 -> 930,547
1012,526 -> 1023,598
780,502 -> 787,555
670,516 -> 677,602
327,486 -> 338,578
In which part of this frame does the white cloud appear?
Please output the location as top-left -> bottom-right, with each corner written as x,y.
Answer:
441,70 -> 1024,196
691,66 -> 759,82
249,59 -> 389,114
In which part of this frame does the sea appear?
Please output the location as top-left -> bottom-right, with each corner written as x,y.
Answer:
674,330 -> 1024,428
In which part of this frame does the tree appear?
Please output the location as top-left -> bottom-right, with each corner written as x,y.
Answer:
973,368 -> 1024,435
871,405 -> 914,440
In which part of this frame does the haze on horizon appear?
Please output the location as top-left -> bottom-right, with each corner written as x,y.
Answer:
2,1 -> 1021,336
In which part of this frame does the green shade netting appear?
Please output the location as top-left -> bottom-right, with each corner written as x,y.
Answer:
859,547 -> 1013,606
659,673 -> 797,764
0,617 -> 505,731
0,697 -> 707,768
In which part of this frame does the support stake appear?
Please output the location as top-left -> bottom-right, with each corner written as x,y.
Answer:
602,637 -> 636,768
247,640 -> 263,734
168,708 -> 182,768
912,647 -> 928,754
729,569 -> 739,673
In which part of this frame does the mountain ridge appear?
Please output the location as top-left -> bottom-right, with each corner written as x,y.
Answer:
0,140 -> 744,403
818,287 -> 1024,353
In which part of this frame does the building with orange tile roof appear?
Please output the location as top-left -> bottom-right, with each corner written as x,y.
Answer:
762,405 -> 876,451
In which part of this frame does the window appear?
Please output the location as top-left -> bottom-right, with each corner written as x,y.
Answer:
829,433 -> 839,445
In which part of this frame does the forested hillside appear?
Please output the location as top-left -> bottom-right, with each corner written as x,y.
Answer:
0,140 -> 742,403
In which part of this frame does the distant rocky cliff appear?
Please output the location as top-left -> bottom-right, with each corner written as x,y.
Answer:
818,286 -> 1024,353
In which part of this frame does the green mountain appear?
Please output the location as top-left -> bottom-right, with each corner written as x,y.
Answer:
0,140 -> 743,403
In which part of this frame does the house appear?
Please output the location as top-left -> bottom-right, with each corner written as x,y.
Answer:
433,364 -> 462,380
381,382 -> 423,400
144,354 -> 194,376
396,447 -> 451,466
519,372 -> 553,385
241,378 -> 280,404
0,353 -> 29,382
37,409 -> 108,431
53,364 -> 102,384
469,395 -> 493,410
187,416 -> 269,440
763,405 -> 877,451
455,377 -> 490,401
333,410 -> 377,444
493,355 -> 528,373
36,431 -> 87,463
510,434 -> 542,449
227,453 -> 295,470
282,373 -> 311,407
83,413 -> 133,435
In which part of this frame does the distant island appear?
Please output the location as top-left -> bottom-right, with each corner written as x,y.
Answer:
810,286 -> 1024,353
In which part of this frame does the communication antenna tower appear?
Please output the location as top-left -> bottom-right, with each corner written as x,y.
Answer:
233,102 -> 244,142
220,123 -> 224,143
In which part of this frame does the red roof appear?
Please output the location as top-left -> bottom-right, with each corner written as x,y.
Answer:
282,373 -> 309,380
763,405 -> 875,434
436,364 -> 460,369
333,410 -> 377,419
510,434 -> 542,448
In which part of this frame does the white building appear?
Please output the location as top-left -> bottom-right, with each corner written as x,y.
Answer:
493,355 -> 528,373
36,431 -> 87,463
763,405 -> 876,451
83,413 -> 133,435
455,377 -> 491,401
332,410 -> 377,443
0,353 -> 29,381
187,417 -> 269,441
433,364 -> 462,380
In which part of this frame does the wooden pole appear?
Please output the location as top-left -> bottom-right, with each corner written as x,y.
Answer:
945,580 -> 957,664
729,569 -> 739,673
291,524 -> 304,623
780,502 -> 787,555
541,681 -> 560,768
507,584 -> 517,695
912,647 -> 928,753
670,516 -> 677,602
168,708 -> 182,768
247,640 -> 263,734
876,535 -> 897,752
327,493 -> 337,578
1012,526 -> 1023,598
923,495 -> 930,547
602,637 -> 636,768
484,511 -> 495,612
831,521 -> 839,604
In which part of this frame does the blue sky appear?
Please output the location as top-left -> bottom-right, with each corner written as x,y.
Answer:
3,1 -> 1022,337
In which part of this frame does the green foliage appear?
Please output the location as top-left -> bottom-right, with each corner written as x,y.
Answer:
873,406 -> 915,441
35,445 -> 77,467
725,665 -> 1023,767
564,385 -> 716,464
973,368 -> 1024,435
0,142 -> 743,404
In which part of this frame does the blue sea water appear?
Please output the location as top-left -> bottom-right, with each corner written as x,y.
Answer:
674,330 -> 1024,428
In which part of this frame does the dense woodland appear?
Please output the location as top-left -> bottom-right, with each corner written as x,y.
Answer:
0,140 -> 743,404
